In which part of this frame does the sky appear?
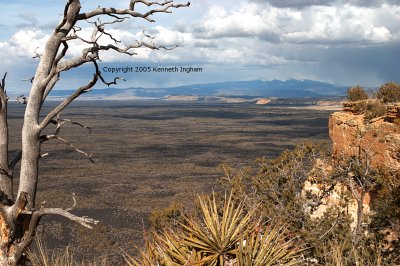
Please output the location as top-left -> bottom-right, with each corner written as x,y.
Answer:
0,0 -> 399,93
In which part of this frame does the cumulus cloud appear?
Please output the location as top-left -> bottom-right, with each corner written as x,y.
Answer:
258,0 -> 335,8
0,29 -> 49,63
282,5 -> 395,44
193,1 -> 399,44
253,0 -> 399,8
192,3 -> 281,42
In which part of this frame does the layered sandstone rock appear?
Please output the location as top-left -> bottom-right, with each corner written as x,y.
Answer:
387,104 -> 400,122
329,106 -> 400,171
255,98 -> 272,105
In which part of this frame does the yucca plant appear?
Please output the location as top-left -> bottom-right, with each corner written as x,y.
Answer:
236,224 -> 302,266
180,192 -> 258,265
128,192 -> 304,265
125,234 -> 162,266
125,230 -> 206,266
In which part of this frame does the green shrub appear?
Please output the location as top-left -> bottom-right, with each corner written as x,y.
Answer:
353,100 -> 387,120
347,85 -> 368,101
364,100 -> 387,120
376,82 -> 400,103
354,100 -> 367,114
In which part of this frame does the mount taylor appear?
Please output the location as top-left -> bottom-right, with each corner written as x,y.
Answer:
49,79 -> 347,100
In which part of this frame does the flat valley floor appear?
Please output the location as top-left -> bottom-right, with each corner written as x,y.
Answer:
8,101 -> 332,262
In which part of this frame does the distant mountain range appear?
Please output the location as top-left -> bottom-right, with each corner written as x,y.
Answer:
48,79 -> 347,100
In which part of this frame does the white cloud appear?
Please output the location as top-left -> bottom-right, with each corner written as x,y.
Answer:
282,5 -> 394,43
2,1 -> 398,65
193,1 -> 399,44
0,29 -> 49,61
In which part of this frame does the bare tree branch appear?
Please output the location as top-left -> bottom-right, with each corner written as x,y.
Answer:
130,0 -> 174,11
54,41 -> 69,67
9,151 -> 22,172
16,95 -> 28,105
55,117 -> 92,134
41,207 -> 99,228
40,114 -> 93,162
0,73 -> 7,110
39,73 -> 98,130
55,37 -> 175,75
21,193 -> 99,228
42,73 -> 60,101
42,134 -> 94,163
55,0 -> 73,32
92,60 -> 126,86
0,73 -> 6,93
319,213 -> 340,240
77,1 -> 190,22
22,77 -> 34,83
15,192 -> 99,256
0,73 -> 12,199
32,47 -> 42,59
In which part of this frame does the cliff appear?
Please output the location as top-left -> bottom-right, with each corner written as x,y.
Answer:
329,103 -> 400,171
303,103 -> 400,229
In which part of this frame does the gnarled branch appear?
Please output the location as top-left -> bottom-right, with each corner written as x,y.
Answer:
77,1 -> 190,22
9,151 -> 22,173
15,192 -> 99,255
0,73 -> 7,107
39,114 -> 93,162
39,73 -> 98,130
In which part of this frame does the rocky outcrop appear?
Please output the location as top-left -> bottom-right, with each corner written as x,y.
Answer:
303,103 -> 400,229
387,104 -> 400,122
329,105 -> 400,171
255,98 -> 272,105
303,179 -> 372,228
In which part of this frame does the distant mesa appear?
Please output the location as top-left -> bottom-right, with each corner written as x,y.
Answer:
164,95 -> 200,101
256,98 -> 277,105
218,97 -> 252,103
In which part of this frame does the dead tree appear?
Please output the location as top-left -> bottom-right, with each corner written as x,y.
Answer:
0,0 -> 189,264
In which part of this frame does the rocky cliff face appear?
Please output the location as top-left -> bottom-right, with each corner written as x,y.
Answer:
329,104 -> 400,171
303,104 -> 400,228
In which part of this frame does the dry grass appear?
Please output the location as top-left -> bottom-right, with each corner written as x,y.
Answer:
26,235 -> 108,266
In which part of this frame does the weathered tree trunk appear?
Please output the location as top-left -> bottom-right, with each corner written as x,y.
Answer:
0,193 -> 31,265
0,3 -> 82,264
0,74 -> 13,198
17,0 -> 82,209
0,76 -> 32,265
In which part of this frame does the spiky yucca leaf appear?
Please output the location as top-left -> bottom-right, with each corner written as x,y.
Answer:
125,230 -> 206,266
236,224 -> 303,266
125,235 -> 161,266
156,230 -> 206,265
180,192 -> 258,265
